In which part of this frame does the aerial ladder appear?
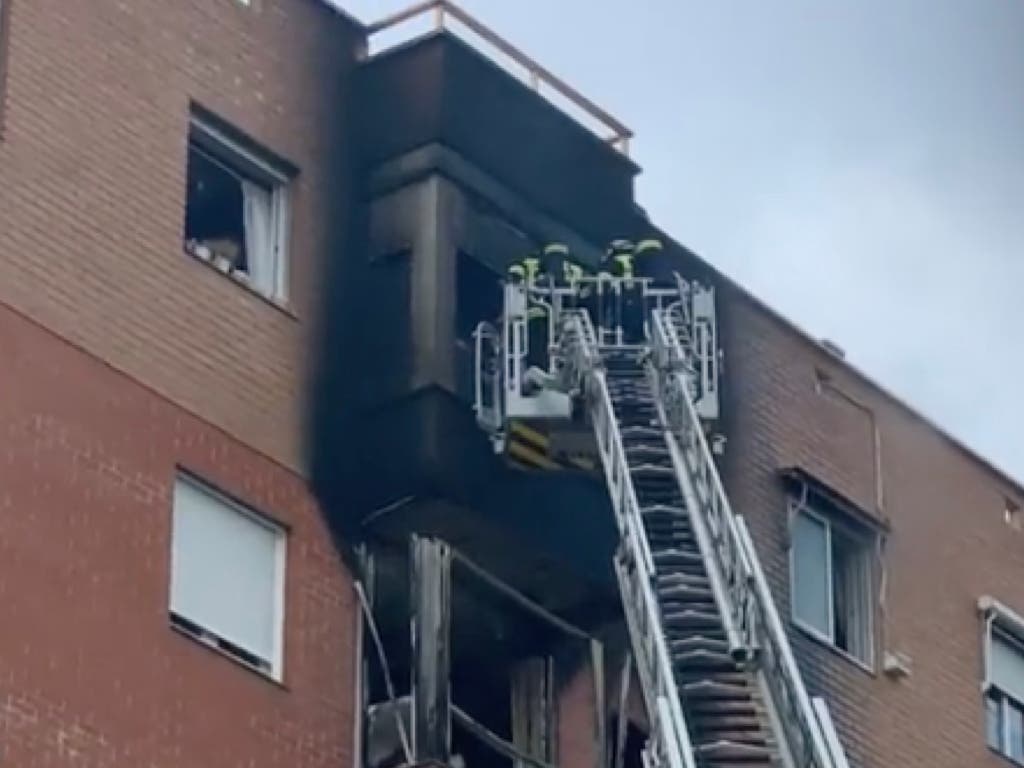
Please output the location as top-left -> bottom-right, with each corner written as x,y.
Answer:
474,274 -> 851,768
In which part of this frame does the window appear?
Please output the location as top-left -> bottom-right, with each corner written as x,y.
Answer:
982,599 -> 1024,763
790,503 -> 874,665
169,475 -> 286,679
456,251 -> 502,344
184,112 -> 291,301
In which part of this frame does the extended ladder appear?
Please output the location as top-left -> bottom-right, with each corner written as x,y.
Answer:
475,277 -> 851,768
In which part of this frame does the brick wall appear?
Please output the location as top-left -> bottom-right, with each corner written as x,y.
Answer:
719,283 -> 1023,767
557,659 -> 602,768
0,0 -> 362,473
0,299 -> 358,766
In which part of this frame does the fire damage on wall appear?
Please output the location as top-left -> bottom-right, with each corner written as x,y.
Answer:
355,536 -> 649,768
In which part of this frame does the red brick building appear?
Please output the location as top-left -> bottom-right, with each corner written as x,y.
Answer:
0,1 -> 363,765
0,2 -> 1021,768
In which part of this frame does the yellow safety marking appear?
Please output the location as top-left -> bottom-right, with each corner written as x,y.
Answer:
507,440 -> 561,471
508,420 -> 550,452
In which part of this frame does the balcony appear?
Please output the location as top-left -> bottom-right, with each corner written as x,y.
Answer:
308,1 -> 647,610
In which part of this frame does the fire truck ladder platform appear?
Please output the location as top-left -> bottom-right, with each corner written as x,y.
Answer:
474,276 -> 852,768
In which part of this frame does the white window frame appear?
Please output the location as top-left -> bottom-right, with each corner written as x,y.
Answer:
169,474 -> 287,681
789,501 -> 875,669
187,114 -> 291,302
980,596 -> 1024,763
790,504 -> 834,643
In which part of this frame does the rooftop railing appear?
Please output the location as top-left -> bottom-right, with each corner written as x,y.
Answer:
365,0 -> 634,155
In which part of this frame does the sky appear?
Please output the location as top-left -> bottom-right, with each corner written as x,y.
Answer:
339,0 -> 1024,483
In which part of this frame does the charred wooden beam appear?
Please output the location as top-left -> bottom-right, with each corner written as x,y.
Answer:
453,704 -> 560,768
411,536 -> 453,763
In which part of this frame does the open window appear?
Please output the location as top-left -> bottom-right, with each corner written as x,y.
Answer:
981,597 -> 1024,764
790,498 -> 875,667
184,111 -> 292,301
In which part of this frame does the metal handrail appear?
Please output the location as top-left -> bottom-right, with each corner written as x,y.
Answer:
365,0 -> 633,154
650,306 -> 840,768
472,321 -> 502,432
561,309 -> 697,768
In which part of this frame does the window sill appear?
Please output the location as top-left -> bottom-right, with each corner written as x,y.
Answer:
989,746 -> 1024,767
183,246 -> 298,321
169,616 -> 287,690
792,619 -> 876,677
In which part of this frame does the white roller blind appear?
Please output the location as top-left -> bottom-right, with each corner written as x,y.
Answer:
170,478 -> 283,667
992,630 -> 1024,704
792,510 -> 830,636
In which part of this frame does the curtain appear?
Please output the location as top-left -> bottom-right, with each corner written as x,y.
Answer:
241,179 -> 274,295
835,542 -> 871,662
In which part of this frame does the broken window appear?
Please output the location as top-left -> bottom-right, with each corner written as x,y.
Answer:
358,538 -> 604,768
790,501 -> 874,666
184,112 -> 291,301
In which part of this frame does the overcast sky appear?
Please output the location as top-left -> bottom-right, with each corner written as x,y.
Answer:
341,0 -> 1024,483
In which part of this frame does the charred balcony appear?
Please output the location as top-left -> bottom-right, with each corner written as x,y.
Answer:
308,3 -> 651,614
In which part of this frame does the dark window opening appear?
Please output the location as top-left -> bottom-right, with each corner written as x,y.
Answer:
451,665 -> 514,768
456,251 -> 503,342
185,143 -> 251,273
183,114 -> 290,300
456,251 -> 504,399
608,717 -> 647,768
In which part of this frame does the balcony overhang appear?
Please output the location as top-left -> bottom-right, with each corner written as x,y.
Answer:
357,30 -> 641,246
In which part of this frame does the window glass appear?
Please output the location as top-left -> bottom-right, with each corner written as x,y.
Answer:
792,511 -> 830,636
993,631 -> 1024,705
1007,701 -> 1024,763
987,694 -> 1003,752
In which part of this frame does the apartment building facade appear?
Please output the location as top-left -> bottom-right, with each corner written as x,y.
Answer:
1,2 -> 1022,768
0,0 -> 363,765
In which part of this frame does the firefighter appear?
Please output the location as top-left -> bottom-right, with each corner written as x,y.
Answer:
634,237 -> 668,284
524,302 -> 549,376
607,239 -> 640,342
523,251 -> 542,285
541,242 -> 570,287
507,261 -> 527,285
592,246 -> 615,341
507,251 -> 550,384
562,254 -> 589,303
629,237 -> 667,339
507,251 -> 543,284
543,241 -> 592,310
